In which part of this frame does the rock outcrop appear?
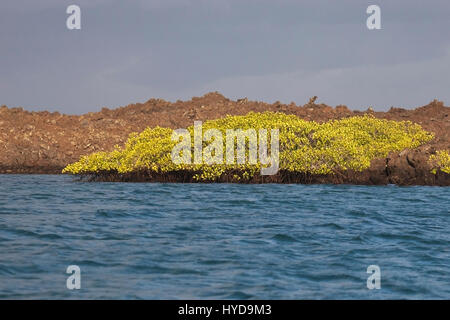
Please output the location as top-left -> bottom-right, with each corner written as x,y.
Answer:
0,93 -> 449,185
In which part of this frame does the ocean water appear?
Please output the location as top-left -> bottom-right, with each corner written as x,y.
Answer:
0,175 -> 449,299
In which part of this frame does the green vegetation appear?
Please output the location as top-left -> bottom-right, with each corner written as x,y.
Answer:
63,112 -> 434,181
430,150 -> 450,174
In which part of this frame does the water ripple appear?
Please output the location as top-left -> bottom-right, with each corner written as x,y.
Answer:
0,175 -> 449,299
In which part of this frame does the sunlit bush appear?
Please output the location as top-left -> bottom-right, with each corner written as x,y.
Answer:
430,150 -> 450,174
63,112 -> 434,181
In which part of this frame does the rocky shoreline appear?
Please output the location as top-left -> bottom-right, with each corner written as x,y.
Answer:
1,93 -> 449,185
70,146 -> 450,186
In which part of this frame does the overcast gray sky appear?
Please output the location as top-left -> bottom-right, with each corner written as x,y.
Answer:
1,0 -> 449,113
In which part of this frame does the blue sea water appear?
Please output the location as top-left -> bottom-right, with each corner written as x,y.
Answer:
0,174 -> 449,299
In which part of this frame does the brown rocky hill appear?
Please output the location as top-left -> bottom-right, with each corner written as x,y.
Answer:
0,92 -> 449,178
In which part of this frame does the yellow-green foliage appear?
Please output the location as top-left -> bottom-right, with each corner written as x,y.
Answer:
429,150 -> 450,174
63,112 -> 433,181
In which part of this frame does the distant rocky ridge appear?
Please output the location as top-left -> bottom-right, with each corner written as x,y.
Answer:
0,92 -> 449,185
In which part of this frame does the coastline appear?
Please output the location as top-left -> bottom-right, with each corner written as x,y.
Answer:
62,147 -> 450,186
1,93 -> 449,185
